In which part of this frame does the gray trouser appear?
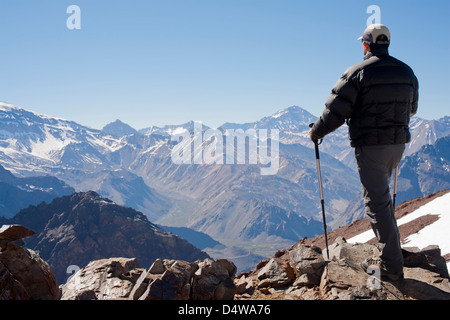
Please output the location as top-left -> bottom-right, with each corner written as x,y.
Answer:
355,144 -> 405,273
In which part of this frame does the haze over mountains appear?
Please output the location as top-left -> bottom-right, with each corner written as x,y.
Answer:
0,191 -> 209,284
0,101 -> 448,272
0,164 -> 74,218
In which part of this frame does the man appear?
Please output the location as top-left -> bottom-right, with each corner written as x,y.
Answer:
309,24 -> 419,281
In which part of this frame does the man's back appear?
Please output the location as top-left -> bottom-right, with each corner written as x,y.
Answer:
347,48 -> 419,147
310,46 -> 419,148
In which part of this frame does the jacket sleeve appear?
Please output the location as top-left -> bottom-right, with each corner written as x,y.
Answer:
411,75 -> 419,117
311,69 -> 361,141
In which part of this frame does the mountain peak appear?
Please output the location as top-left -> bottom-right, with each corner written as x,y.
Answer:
6,191 -> 209,283
251,105 -> 317,132
102,119 -> 137,137
272,105 -> 316,117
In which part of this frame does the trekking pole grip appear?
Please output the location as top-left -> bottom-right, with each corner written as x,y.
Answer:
309,123 -> 321,158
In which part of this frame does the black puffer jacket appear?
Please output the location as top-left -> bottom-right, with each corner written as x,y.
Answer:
311,47 -> 419,147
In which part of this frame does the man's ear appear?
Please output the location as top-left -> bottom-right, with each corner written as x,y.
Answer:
363,42 -> 370,51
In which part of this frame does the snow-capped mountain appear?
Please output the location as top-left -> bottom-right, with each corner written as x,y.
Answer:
220,105 -> 316,133
407,116 -> 450,157
0,101 -> 448,271
0,102 -> 168,220
0,102 -> 122,175
138,120 -> 211,137
102,119 -> 138,137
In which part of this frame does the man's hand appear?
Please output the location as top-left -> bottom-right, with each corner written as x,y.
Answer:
309,128 -> 314,142
308,123 -> 316,143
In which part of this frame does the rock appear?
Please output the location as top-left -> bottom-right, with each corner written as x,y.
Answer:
403,246 -> 449,278
293,273 -> 316,287
141,268 -> 191,300
288,243 -> 325,285
397,267 -> 450,300
0,241 -> 59,300
0,225 -> 35,252
164,260 -> 198,281
0,261 -> 30,300
129,269 -> 153,300
0,225 -> 35,241
235,239 -> 450,300
60,257 -> 140,300
60,257 -> 236,300
191,258 -> 236,300
217,259 -> 238,277
0,224 -> 58,300
235,275 -> 249,294
319,250 -> 403,300
257,258 -> 294,288
137,260 -> 197,300
149,258 -> 165,274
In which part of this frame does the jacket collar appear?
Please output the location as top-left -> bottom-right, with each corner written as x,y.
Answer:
364,47 -> 390,60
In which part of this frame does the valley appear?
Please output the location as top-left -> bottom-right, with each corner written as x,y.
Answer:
0,102 -> 448,272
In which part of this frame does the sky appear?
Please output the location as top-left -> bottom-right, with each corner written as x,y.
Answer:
0,0 -> 449,130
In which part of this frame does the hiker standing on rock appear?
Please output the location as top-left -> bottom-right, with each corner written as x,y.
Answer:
309,24 -> 419,281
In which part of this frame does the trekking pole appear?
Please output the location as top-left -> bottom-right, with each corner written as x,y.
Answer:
393,166 -> 398,211
309,124 -> 330,260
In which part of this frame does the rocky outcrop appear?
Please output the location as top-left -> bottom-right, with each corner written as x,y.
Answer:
235,237 -> 450,300
60,257 -> 237,300
0,225 -> 59,300
2,224 -> 449,300
4,191 -> 210,284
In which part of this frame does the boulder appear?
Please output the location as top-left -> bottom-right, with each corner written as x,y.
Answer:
0,225 -> 59,300
0,225 -> 35,251
140,268 -> 191,300
0,261 -> 30,300
137,259 -> 196,300
191,258 -> 236,300
235,238 -> 450,300
257,258 -> 295,288
60,257 -> 236,300
288,243 -> 326,285
0,225 -> 35,241
60,257 -> 141,300
319,240 -> 404,300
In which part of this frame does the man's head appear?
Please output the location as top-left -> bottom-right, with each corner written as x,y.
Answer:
358,24 -> 390,55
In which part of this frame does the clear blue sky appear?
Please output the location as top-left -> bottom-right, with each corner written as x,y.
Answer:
0,0 -> 448,130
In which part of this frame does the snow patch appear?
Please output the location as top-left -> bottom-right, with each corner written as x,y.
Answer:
29,128 -> 75,160
271,110 -> 288,119
347,192 -> 450,270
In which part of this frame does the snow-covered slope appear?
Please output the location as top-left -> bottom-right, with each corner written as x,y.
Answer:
1,101 -> 448,269
0,102 -> 123,175
407,116 -> 450,157
348,191 -> 450,270
0,102 -> 168,220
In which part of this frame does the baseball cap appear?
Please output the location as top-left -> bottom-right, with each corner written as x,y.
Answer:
358,24 -> 390,45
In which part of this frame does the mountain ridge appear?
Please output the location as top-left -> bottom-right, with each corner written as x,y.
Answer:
0,164 -> 74,218
0,191 -> 209,284
0,101 -> 448,273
